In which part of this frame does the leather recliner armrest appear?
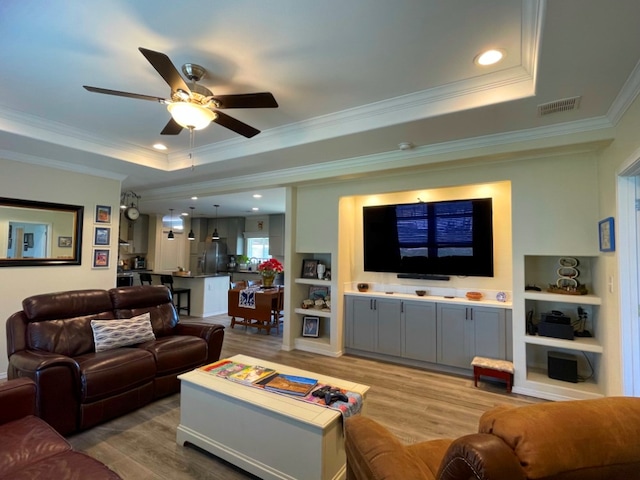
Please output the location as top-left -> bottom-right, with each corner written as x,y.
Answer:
0,378 -> 37,424
436,433 -> 526,480
174,323 -> 225,363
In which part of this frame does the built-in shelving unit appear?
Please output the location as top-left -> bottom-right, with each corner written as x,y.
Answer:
518,255 -> 603,400
291,254 -> 337,356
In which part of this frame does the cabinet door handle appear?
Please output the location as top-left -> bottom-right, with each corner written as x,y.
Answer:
373,299 -> 377,310
401,302 -> 404,314
469,308 -> 474,321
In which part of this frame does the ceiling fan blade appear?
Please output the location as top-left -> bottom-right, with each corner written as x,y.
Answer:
213,92 -> 278,109
160,118 -> 183,135
213,111 -> 260,138
138,47 -> 190,95
83,86 -> 167,103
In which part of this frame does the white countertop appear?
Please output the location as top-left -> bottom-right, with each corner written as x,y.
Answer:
344,289 -> 512,308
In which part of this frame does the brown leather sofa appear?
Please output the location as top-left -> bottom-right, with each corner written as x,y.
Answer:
345,396 -> 640,480
6,285 -> 225,435
0,377 -> 121,479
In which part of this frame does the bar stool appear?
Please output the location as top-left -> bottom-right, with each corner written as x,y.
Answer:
160,275 -> 191,316
139,273 -> 152,285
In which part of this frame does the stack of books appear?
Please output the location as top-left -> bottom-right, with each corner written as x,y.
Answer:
199,359 -> 318,396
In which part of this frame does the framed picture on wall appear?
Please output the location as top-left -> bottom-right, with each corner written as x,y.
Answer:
92,249 -> 110,268
95,205 -> 112,224
302,316 -> 320,337
301,259 -> 319,279
598,217 -> 615,252
93,226 -> 110,246
58,236 -> 72,247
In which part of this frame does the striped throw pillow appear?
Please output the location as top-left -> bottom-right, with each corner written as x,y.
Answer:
91,313 -> 155,352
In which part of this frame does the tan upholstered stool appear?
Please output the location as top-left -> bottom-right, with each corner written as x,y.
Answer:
471,356 -> 514,393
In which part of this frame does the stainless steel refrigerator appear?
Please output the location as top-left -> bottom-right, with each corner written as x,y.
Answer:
189,240 -> 228,275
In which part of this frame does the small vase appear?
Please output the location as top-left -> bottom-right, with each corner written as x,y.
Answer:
262,273 -> 275,287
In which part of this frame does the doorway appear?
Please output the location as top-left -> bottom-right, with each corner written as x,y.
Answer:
618,155 -> 640,396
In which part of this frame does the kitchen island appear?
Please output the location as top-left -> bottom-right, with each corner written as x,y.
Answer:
149,273 -> 230,317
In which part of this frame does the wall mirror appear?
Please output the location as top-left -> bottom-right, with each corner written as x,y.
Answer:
0,197 -> 83,267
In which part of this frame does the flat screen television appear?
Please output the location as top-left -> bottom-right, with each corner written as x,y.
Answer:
363,198 -> 494,277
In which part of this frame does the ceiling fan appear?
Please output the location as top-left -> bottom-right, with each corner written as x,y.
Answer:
83,47 -> 278,138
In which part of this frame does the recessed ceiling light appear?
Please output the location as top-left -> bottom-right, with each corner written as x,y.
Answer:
252,207 -> 259,211
253,194 -> 262,199
153,143 -> 168,150
191,196 -> 198,200
181,212 -> 189,216
474,49 -> 505,66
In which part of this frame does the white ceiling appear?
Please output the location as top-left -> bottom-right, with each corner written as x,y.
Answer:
1,1 -> 640,217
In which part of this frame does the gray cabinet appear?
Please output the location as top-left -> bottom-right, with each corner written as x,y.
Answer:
269,214 -> 285,256
125,214 -> 149,254
437,304 -> 506,369
345,296 -> 434,360
345,296 -> 377,351
345,295 -> 508,371
374,298 -> 402,356
403,300 -> 437,363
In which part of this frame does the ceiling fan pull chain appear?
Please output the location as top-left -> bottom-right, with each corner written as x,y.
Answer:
189,126 -> 195,171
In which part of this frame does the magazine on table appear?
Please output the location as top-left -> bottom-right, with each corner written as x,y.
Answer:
199,360 -> 249,379
228,365 -> 278,385
259,374 -> 318,396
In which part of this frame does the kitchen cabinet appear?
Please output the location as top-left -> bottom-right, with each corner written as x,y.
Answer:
269,214 -> 285,256
437,303 -> 506,369
125,214 -> 149,254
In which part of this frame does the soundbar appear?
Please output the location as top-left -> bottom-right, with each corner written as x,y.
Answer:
397,273 -> 450,281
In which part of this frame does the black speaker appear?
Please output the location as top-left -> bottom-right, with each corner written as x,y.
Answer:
538,322 -> 574,340
548,351 -> 578,383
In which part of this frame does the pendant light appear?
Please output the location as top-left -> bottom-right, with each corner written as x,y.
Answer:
188,206 -> 196,241
167,208 -> 175,240
211,204 -> 220,241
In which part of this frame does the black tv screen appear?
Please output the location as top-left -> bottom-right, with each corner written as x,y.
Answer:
363,198 -> 494,277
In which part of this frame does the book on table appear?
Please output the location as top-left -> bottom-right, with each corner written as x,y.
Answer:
228,365 -> 277,385
260,374 -> 318,396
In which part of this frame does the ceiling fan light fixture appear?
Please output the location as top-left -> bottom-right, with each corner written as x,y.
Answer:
167,102 -> 217,130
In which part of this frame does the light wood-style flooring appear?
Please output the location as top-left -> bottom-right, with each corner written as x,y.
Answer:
68,314 -> 544,479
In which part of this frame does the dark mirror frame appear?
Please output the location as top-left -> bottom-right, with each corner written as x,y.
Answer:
0,197 -> 84,267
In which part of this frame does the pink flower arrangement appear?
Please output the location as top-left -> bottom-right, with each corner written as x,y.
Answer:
258,258 -> 284,275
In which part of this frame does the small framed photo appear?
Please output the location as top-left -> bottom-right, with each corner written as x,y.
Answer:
301,259 -> 319,279
302,316 -> 320,337
95,205 -> 112,224
92,249 -> 110,268
598,217 -> 615,252
23,233 -> 34,248
93,226 -> 111,246
58,236 -> 73,248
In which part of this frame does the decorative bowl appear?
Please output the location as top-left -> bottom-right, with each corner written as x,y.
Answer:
357,283 -> 369,292
465,291 -> 483,301
415,290 -> 427,296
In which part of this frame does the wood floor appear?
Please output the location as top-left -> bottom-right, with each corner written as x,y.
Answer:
68,314 -> 544,479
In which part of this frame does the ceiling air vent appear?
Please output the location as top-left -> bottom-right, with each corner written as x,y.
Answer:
537,96 -> 581,116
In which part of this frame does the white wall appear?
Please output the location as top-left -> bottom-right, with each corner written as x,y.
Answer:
0,158 -> 121,374
596,93 -> 640,394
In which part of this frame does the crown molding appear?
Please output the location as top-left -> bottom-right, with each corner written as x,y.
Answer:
0,148 -> 127,181
607,58 -> 640,125
141,113 -> 614,202
0,105 -> 169,169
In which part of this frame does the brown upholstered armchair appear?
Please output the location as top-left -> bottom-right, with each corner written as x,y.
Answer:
345,396 -> 640,480
0,378 -> 121,478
